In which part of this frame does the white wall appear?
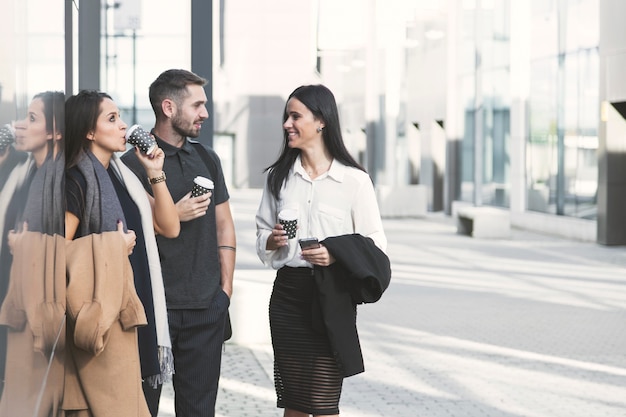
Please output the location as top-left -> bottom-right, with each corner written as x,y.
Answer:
213,0 -> 321,188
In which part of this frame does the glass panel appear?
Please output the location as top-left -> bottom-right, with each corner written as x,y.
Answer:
528,57 -> 558,213
562,48 -> 598,219
103,0 -> 191,129
0,1 -> 66,415
458,4 -> 477,203
460,76 -> 475,202
481,46 -> 510,207
468,0 -> 511,207
530,0 -> 558,60
564,0 -> 599,52
528,0 -> 598,218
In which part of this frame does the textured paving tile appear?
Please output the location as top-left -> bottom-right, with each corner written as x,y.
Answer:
159,189 -> 626,417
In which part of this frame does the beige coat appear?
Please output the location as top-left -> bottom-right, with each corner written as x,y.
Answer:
64,231 -> 149,417
0,231 -> 66,417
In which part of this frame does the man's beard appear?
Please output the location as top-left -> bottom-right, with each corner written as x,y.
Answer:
171,113 -> 200,138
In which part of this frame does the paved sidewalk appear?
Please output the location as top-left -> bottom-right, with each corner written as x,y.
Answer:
159,189 -> 626,417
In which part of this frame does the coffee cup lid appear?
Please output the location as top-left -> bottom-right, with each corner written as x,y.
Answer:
278,209 -> 298,221
125,124 -> 143,139
194,176 -> 214,189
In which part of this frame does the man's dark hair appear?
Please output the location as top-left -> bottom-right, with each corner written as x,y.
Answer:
149,69 -> 207,120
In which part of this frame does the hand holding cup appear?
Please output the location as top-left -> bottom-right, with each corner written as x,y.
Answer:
175,176 -> 212,222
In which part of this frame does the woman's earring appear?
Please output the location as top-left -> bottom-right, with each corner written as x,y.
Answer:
317,126 -> 323,133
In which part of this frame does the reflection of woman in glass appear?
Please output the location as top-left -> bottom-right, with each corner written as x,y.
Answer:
64,90 -> 179,417
0,90 -> 65,416
0,91 -> 65,259
0,124 -> 27,194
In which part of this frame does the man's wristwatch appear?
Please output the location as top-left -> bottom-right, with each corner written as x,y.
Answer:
149,171 -> 166,185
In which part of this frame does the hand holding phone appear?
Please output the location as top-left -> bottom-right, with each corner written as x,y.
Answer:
298,237 -> 320,250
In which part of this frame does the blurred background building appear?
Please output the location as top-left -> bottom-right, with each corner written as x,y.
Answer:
2,0 -> 626,245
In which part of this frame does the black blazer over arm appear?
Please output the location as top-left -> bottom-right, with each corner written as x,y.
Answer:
314,234 -> 391,377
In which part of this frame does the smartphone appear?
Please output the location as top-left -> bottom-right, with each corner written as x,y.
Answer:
298,237 -> 320,250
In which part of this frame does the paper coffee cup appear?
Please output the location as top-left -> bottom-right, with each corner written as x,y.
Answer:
278,209 -> 298,239
126,124 -> 157,155
0,124 -> 15,152
192,176 -> 214,197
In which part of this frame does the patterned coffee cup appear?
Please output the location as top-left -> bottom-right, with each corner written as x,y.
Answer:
0,124 -> 15,153
126,124 -> 157,155
192,176 -> 214,197
278,209 -> 298,239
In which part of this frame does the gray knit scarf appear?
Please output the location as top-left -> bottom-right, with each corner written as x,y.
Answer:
22,151 -> 65,235
75,150 -> 126,236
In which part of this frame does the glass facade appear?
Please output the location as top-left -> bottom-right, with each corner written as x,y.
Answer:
0,1 -> 67,415
101,0 -> 191,129
313,0 -> 599,221
0,1 -> 66,126
457,0 -> 511,207
0,0 -> 616,414
528,0 -> 599,219
452,0 -> 599,219
0,1 -> 619,414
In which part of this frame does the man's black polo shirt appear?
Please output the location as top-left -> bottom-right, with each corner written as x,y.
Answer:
122,135 -> 229,309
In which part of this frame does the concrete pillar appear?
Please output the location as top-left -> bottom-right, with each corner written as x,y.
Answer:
431,120 -> 446,211
472,2 -> 484,207
509,1 -> 530,214
365,0 -> 382,184
444,0 -> 461,215
597,0 -> 626,245
380,5 -> 403,187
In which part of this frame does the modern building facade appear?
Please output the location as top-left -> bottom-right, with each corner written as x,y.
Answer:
1,0 -> 625,244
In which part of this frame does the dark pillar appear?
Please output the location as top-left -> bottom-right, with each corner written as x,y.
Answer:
191,0 -> 213,147
78,0 -> 100,91
65,0 -> 73,95
433,120 -> 445,212
365,95 -> 386,185
445,137 -> 461,215
597,0 -> 626,245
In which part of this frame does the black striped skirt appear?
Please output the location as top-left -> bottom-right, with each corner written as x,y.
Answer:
269,266 -> 343,415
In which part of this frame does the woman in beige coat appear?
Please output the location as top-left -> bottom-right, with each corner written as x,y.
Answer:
64,90 -> 179,417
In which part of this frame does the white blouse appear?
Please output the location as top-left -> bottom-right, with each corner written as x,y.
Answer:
255,156 -> 387,270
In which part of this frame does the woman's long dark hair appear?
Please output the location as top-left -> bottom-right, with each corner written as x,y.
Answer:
32,91 -> 65,157
64,90 -> 112,169
265,84 -> 365,201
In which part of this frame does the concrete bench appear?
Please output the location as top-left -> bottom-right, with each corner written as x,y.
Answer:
454,204 -> 511,239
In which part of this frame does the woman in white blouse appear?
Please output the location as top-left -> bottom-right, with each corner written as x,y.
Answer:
255,84 -> 387,417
